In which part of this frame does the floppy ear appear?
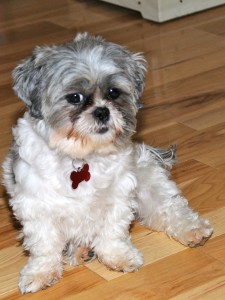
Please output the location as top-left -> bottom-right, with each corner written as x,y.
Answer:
131,52 -> 147,106
12,47 -> 49,119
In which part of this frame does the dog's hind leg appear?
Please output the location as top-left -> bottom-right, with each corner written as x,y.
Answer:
134,144 -> 213,247
63,243 -> 96,266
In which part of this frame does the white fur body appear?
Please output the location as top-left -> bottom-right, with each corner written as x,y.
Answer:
2,33 -> 213,293
5,113 -> 137,246
3,113 -> 213,293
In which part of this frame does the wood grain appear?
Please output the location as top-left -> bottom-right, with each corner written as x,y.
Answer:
1,0 -> 225,298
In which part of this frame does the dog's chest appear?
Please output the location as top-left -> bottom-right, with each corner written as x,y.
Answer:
55,153 -> 137,240
58,153 -> 136,198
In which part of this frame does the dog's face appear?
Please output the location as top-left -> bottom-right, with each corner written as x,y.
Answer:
13,33 -> 147,158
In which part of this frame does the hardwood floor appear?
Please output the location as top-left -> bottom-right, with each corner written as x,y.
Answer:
1,0 -> 225,298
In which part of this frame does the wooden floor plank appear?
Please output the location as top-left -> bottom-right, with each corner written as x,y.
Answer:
144,29 -> 225,70
171,160 -> 215,185
148,48 -> 225,88
64,251 -> 225,300
170,276 -> 225,300
198,17 -> 225,35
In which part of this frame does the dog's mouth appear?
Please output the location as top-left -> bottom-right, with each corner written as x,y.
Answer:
97,127 -> 109,134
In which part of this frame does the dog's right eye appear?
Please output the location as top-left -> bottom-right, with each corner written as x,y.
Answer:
66,93 -> 85,105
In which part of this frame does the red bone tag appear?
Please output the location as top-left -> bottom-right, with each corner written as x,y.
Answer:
70,164 -> 91,189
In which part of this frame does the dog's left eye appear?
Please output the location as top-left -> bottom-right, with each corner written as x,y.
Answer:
66,93 -> 85,104
107,88 -> 121,100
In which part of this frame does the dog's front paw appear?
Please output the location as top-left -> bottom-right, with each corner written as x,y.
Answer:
99,246 -> 144,273
19,271 -> 60,294
19,261 -> 63,294
182,218 -> 213,248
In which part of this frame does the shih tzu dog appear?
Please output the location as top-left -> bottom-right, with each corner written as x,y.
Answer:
3,33 -> 213,294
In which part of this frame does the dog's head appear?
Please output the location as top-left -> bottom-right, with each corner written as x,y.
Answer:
13,33 -> 147,158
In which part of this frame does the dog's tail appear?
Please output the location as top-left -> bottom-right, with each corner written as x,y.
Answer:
146,145 -> 177,169
136,144 -> 177,169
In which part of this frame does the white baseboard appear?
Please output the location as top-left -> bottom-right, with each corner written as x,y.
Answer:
100,0 -> 225,22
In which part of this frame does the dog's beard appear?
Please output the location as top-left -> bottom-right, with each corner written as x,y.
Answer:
48,103 -> 127,159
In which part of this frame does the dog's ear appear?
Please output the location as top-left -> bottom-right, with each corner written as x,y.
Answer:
12,47 -> 52,119
130,53 -> 147,107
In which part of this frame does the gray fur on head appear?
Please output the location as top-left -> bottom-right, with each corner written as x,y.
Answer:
12,32 -> 148,159
12,33 -> 147,121
12,56 -> 43,119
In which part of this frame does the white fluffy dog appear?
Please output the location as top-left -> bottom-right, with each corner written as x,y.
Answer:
3,33 -> 213,294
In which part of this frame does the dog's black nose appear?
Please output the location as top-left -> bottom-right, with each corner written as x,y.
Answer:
93,107 -> 110,123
